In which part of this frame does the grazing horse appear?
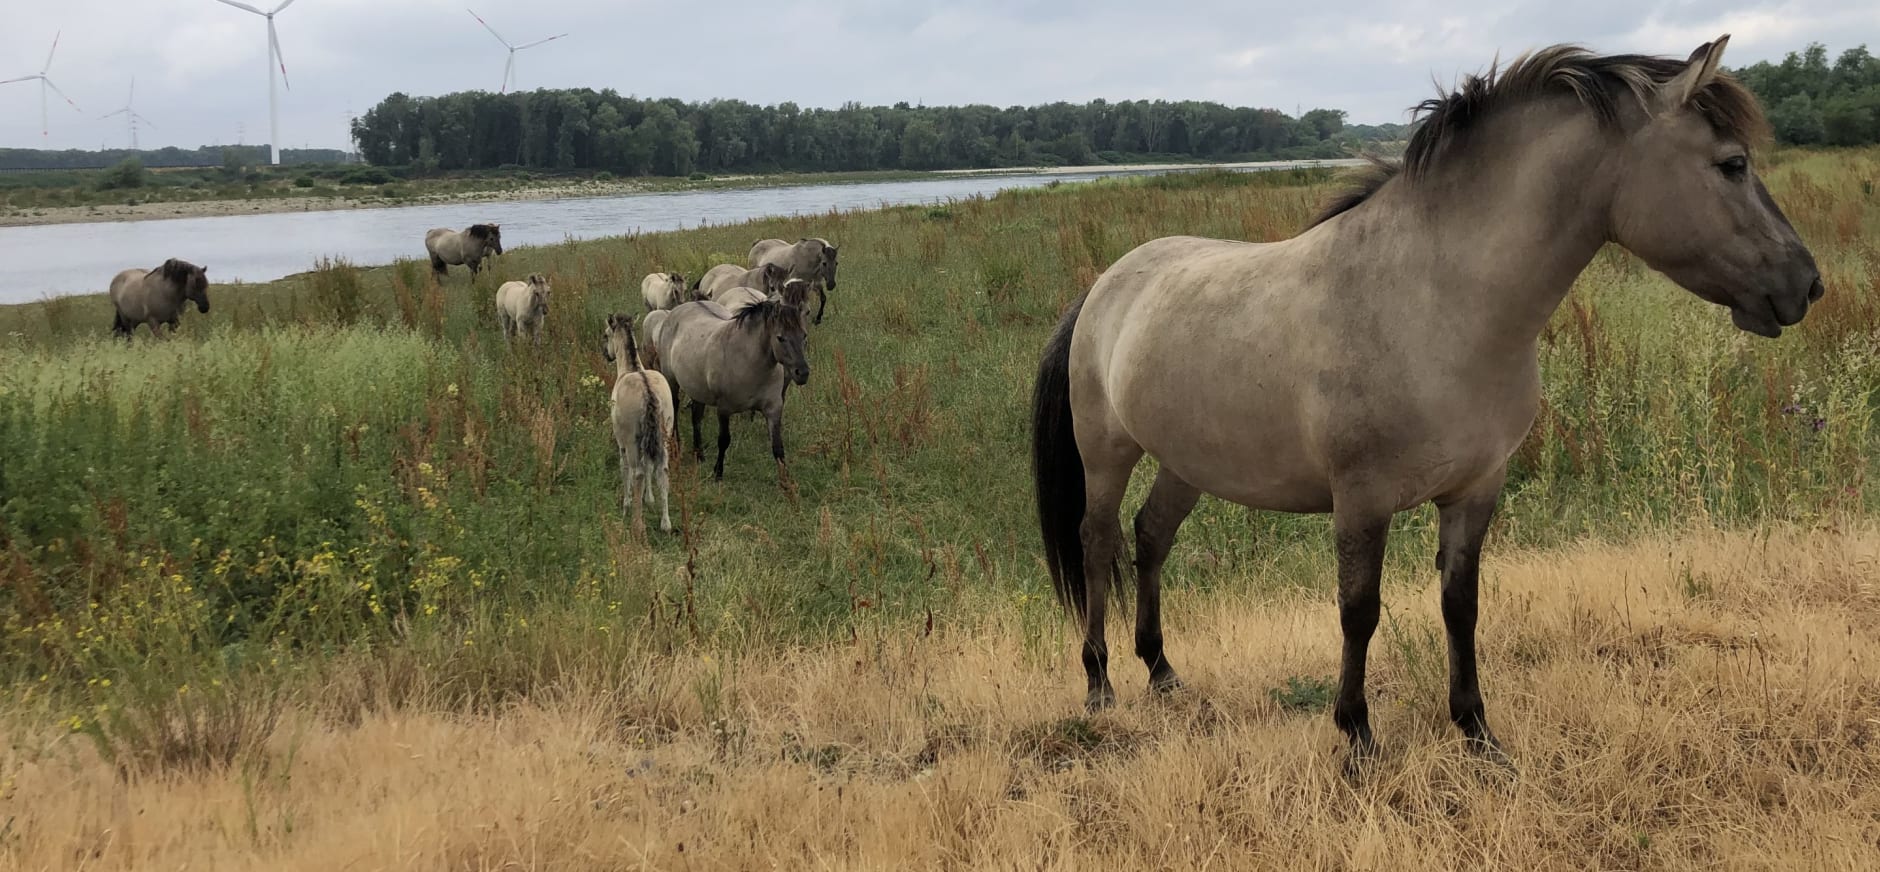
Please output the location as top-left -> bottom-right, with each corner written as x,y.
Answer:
496,273 -> 551,345
696,262 -> 787,302
109,258 -> 210,339
645,290 -> 810,481
641,272 -> 689,311
750,237 -> 838,324
602,313 -> 676,532
424,224 -> 503,278
1029,37 -> 1822,764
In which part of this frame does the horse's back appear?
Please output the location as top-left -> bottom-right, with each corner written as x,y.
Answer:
108,268 -> 149,314
698,264 -> 748,298
749,239 -> 788,266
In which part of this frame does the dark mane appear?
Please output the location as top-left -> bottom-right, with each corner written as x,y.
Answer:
468,223 -> 497,241
730,297 -> 802,330
1306,42 -> 1771,229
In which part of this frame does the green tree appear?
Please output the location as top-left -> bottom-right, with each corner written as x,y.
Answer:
96,157 -> 148,190
1770,94 -> 1827,145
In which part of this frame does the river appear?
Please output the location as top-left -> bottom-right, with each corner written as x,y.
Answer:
0,160 -> 1358,305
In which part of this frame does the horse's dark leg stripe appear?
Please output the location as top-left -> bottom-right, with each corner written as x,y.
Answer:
1332,504 -> 1389,763
1132,469 -> 1201,693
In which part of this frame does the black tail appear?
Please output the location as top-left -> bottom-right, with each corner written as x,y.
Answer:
1032,294 -> 1090,619
636,376 -> 665,469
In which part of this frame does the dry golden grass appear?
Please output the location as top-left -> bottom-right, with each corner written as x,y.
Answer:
6,525 -> 1880,871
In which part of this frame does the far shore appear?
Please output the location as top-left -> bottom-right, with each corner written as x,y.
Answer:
0,159 -> 1370,229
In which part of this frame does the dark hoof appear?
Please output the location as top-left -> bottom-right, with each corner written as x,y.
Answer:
1341,737 -> 1380,780
1466,731 -> 1516,772
1148,670 -> 1185,695
1084,687 -> 1116,713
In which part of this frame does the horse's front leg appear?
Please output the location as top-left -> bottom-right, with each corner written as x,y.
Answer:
1437,477 -> 1507,761
1331,495 -> 1392,767
764,403 -> 786,466
713,410 -> 733,480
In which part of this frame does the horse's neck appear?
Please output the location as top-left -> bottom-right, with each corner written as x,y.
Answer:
1364,107 -> 1616,354
614,355 -> 638,380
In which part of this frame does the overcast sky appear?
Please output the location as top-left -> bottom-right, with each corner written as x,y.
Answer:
4,1 -> 1877,152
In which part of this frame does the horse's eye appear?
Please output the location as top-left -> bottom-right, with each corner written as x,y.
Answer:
1717,155 -> 1748,181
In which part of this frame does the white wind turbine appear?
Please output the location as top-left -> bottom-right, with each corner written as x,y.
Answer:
99,77 -> 159,150
214,0 -> 299,165
467,9 -> 566,94
1,31 -> 84,139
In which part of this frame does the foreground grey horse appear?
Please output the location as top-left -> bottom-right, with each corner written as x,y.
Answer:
1031,37 -> 1823,766
424,224 -> 503,279
750,237 -> 838,323
645,291 -> 810,481
109,258 -> 210,339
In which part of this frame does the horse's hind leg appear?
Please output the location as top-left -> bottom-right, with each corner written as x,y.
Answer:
690,401 -> 707,461
1076,438 -> 1143,712
1133,467 -> 1201,694
1436,478 -> 1506,758
655,464 -> 672,533
430,255 -> 448,279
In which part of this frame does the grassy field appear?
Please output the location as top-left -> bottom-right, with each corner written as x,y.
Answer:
1,148 -> 1877,868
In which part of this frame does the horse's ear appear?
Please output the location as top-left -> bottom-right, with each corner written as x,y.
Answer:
1662,34 -> 1730,108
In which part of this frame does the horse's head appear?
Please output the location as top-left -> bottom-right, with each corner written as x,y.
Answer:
162,258 -> 211,314
602,313 -> 633,364
760,262 -> 790,295
668,272 -> 686,293
527,273 -> 550,319
1608,36 -> 1823,338
471,223 -> 504,256
809,238 -> 838,290
763,298 -> 810,386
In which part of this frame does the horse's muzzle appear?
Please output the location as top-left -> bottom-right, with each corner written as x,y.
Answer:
197,301 -> 211,314
793,367 -> 810,386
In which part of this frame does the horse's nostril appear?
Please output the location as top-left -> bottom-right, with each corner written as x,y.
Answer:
1810,277 -> 1826,303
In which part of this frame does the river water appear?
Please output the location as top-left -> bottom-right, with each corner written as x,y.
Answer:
0,160 -> 1356,305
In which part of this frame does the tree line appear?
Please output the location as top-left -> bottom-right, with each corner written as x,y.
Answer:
0,146 -> 353,171
1730,43 -> 1880,146
347,90 -> 1403,175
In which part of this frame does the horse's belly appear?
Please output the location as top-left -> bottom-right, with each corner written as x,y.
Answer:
1118,392 -> 1334,513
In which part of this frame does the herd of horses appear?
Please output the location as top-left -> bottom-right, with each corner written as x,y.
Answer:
108,218 -> 837,539
102,37 -> 1831,768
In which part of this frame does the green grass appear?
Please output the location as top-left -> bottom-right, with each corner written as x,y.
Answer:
1,153 -> 1877,767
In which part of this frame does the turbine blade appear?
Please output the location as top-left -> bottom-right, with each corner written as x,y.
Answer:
467,9 -> 512,48
515,34 -> 567,50
273,0 -> 299,13
501,52 -> 514,93
135,113 -> 159,130
215,0 -> 266,14
0,76 -> 37,86
270,20 -> 290,91
100,107 -> 129,119
42,31 -> 60,74
43,78 -> 81,112
128,75 -> 135,105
